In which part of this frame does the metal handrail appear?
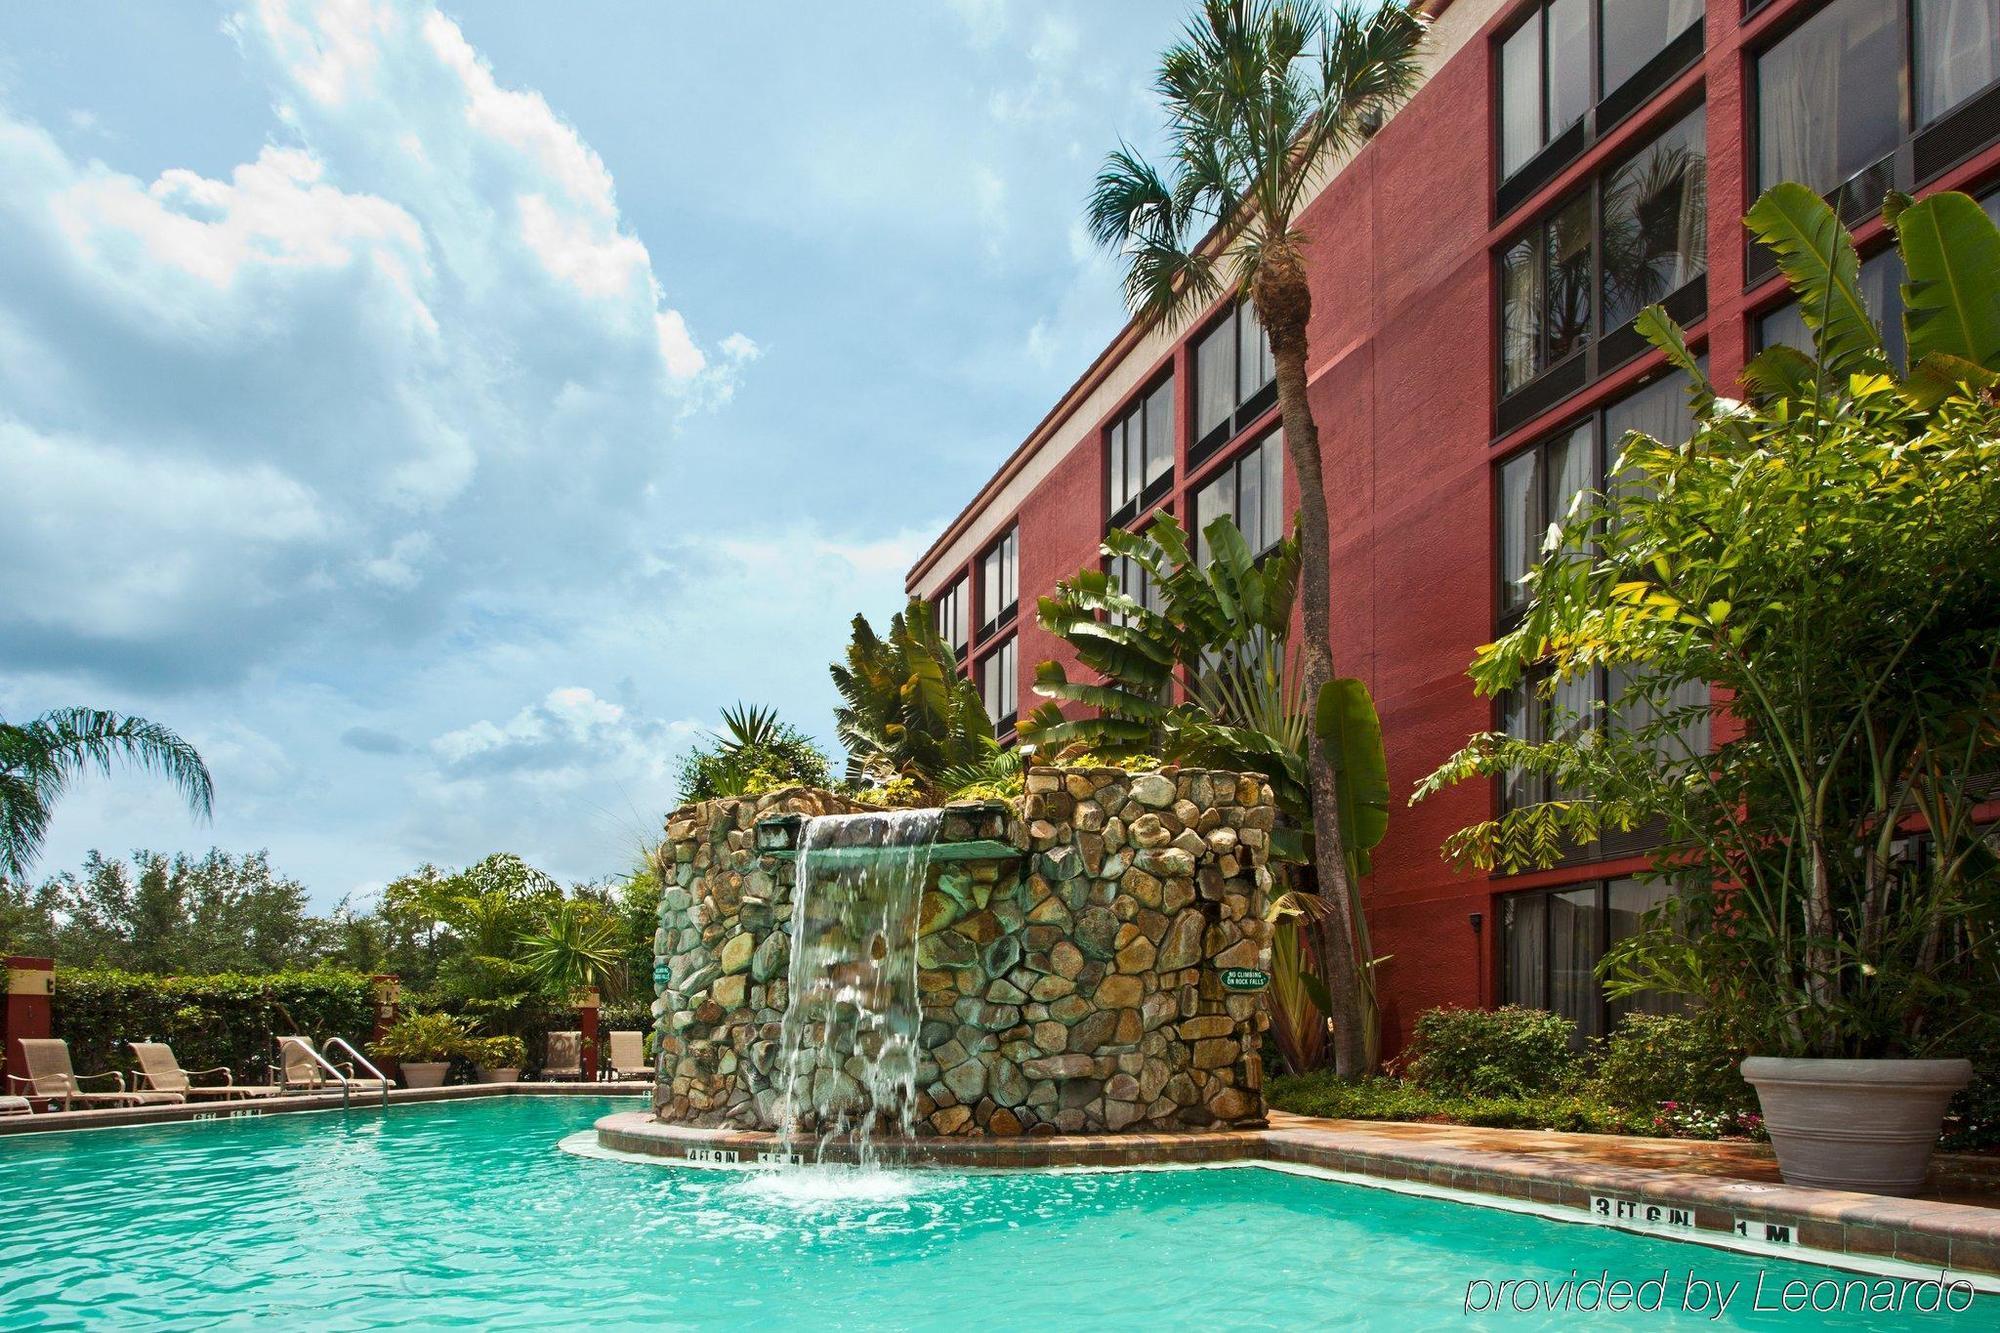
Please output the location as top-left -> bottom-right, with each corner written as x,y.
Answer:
276,1037 -> 388,1110
322,1038 -> 391,1109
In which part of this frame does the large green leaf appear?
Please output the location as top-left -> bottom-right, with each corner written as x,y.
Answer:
1744,182 -> 1888,377
1891,190 -> 2000,374
1314,677 -> 1389,875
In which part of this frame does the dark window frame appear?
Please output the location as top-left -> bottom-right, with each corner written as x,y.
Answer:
1499,876 -> 1684,1043
935,575 -> 970,663
1106,372 -> 1178,530
1745,0 -> 2000,285
1496,100 -> 1710,429
1190,429 -> 1287,566
1190,300 -> 1278,470
978,634 -> 1019,736
976,527 -> 1019,642
1494,0 -> 1707,218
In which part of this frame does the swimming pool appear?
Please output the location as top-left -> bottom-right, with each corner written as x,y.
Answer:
0,1097 -> 1978,1328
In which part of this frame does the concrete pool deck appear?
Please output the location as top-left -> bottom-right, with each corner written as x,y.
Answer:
597,1109 -> 2000,1279
0,1080 -> 649,1134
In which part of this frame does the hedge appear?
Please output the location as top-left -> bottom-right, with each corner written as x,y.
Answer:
50,969 -> 374,1083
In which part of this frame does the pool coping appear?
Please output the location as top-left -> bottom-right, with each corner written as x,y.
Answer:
595,1110 -> 2000,1281
0,1081 -> 649,1135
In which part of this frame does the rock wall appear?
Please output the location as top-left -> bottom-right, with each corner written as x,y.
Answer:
652,766 -> 1275,1136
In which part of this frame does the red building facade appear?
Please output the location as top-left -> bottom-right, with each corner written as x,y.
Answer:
908,0 -> 2000,1054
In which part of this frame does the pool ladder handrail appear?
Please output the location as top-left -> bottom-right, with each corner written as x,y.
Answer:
322,1037 -> 392,1110
281,1037 -> 391,1110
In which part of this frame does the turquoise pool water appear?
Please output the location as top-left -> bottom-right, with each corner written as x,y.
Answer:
0,1097 -> 1978,1329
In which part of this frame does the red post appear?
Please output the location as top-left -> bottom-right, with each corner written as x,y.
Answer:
578,988 -> 601,1082
4,957 -> 55,1097
370,974 -> 401,1082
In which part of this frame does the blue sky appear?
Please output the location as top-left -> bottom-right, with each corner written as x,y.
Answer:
0,0 -> 1175,904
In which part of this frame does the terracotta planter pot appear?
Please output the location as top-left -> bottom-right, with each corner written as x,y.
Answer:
1741,1056 -> 1972,1196
399,1061 -> 450,1089
477,1067 -> 521,1085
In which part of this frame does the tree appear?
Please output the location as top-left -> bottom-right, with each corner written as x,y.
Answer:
1087,0 -> 1426,1077
673,703 -> 831,804
1415,187 -> 2000,1060
15,848 -> 335,972
0,707 -> 213,882
830,598 -> 998,797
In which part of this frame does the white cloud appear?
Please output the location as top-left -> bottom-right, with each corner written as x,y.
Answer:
0,0 -> 750,687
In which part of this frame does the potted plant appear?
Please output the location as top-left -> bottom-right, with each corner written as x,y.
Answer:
470,1035 -> 525,1084
368,1012 -> 471,1089
1418,188 -> 2000,1195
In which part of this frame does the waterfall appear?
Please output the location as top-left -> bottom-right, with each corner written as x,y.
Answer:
772,808 -> 939,1166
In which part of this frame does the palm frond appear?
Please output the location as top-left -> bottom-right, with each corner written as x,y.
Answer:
0,708 -> 213,881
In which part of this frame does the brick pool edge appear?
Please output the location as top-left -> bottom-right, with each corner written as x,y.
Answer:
595,1109 -> 2000,1281
0,1082 -> 650,1135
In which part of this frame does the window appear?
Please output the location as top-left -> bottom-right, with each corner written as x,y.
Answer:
936,577 -> 969,659
1497,370 -> 1710,817
1498,0 -> 1704,185
1191,432 -> 1285,566
980,637 -> 1017,732
1192,302 -> 1275,462
1108,377 -> 1176,524
1108,549 -> 1166,626
1755,0 -> 1901,197
1501,108 -> 1708,398
1502,878 -> 1681,1043
1757,189 -> 2000,368
1917,0 -> 2000,128
978,529 -> 1017,639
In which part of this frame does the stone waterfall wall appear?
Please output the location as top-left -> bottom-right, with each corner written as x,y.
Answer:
652,767 -> 1275,1136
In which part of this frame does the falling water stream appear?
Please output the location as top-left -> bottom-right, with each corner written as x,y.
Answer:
772,809 -> 940,1170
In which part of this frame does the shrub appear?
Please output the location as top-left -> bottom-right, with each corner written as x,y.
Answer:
1266,1073 -> 1641,1135
368,1011 -> 473,1063
465,1034 -> 527,1069
50,968 -> 372,1081
1402,1006 -> 1578,1098
1591,1012 -> 1753,1116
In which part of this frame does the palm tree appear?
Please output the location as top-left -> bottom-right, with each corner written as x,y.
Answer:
830,599 -> 997,797
1086,0 -> 1426,1076
0,707 -> 213,882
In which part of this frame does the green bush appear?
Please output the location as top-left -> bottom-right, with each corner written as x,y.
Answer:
465,1034 -> 527,1069
369,1011 -> 473,1063
1266,1073 -> 1641,1135
50,968 -> 373,1081
1590,1012 -> 1753,1116
1402,1006 -> 1579,1098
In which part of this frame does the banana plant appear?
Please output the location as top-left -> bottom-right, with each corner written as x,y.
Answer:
830,598 -> 997,798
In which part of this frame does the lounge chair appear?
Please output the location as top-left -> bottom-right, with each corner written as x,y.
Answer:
272,1036 -> 392,1095
7,1038 -> 184,1110
544,1030 -> 582,1081
130,1042 -> 281,1101
0,1095 -> 31,1116
604,1030 -> 647,1081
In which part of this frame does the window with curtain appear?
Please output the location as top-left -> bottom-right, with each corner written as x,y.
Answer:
1916,0 -> 2000,127
1755,0 -> 1901,195
979,637 -> 1017,731
1498,0 -> 1704,183
1502,877 -> 1679,1041
1599,106 -> 1707,333
1107,376 -> 1175,523
1192,432 -> 1285,566
978,529 -> 1017,638
1600,0 -> 1704,95
1757,247 -> 1908,370
1501,109 -> 1707,398
936,577 -> 969,657
1192,302 -> 1274,458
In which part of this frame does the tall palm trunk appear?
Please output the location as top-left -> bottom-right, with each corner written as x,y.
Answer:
1252,240 -> 1370,1078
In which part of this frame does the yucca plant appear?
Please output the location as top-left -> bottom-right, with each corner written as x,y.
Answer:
1088,0 -> 1428,1077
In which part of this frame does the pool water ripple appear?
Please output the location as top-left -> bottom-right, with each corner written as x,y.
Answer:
0,1097 -> 1978,1329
